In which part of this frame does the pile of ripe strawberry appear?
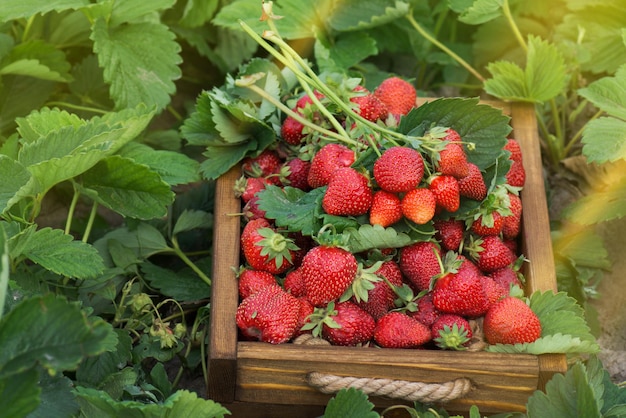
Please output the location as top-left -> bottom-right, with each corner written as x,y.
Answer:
234,77 -> 541,350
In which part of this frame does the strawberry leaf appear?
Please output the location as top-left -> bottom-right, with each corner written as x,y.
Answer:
0,155 -> 30,214
578,64 -> 626,121
449,0 -> 503,25
322,387 -> 379,418
342,224 -> 413,253
327,0 -> 409,31
0,0 -> 88,21
256,185 -> 326,236
399,97 -> 511,169
580,118 -> 626,163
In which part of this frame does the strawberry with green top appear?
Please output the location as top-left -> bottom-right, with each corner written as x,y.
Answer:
237,267 -> 277,299
320,301 -> 376,346
458,163 -> 487,201
236,284 -> 301,344
433,219 -> 465,252
435,129 -> 469,179
502,192 -> 522,240
353,260 -> 403,320
300,226 -> 359,307
350,85 -> 389,122
483,296 -> 541,345
322,166 -> 373,216
240,218 -> 300,275
431,313 -> 472,350
242,149 -> 282,180
429,175 -> 460,213
466,235 -> 516,274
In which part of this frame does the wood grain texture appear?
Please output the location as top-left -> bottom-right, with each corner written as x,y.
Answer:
207,98 -> 567,415
208,164 -> 242,402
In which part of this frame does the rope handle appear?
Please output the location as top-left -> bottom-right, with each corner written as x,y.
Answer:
306,372 -> 473,403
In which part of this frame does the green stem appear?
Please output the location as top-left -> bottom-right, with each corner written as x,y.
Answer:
236,80 -> 357,146
502,0 -> 527,52
21,15 -> 35,42
82,201 -> 99,243
564,108 -> 604,157
535,106 -> 560,167
65,190 -> 80,235
170,236 -> 211,287
44,101 -> 108,114
405,12 -> 485,83
550,98 -> 564,154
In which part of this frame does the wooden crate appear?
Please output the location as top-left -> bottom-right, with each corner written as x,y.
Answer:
207,100 -> 567,417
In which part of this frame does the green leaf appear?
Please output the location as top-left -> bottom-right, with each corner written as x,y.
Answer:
0,294 -> 117,379
0,155 -> 30,214
213,0 -> 322,40
117,142 -> 200,186
485,36 -> 566,103
76,329 -> 133,389
1,40 -> 72,82
256,185 -> 326,236
342,224 -> 413,253
75,387 -> 230,418
180,91 -> 218,147
450,0 -> 504,25
199,142 -> 260,180
108,0 -> 176,26
578,64 -> 626,121
91,18 -> 181,111
177,0 -> 219,28
14,227 -> 105,279
141,262 -> 211,302
0,226 -> 8,320
526,360 -> 603,418
0,0 -> 88,21
16,107 -> 85,143
28,370 -> 80,418
322,387 -> 378,418
0,76 -> 56,135
0,369 -> 40,418
172,209 -> 213,236
399,97 -> 511,169
579,117 -> 626,164
327,0 -> 409,31
79,155 -> 174,220
524,35 -> 567,102
94,223 -> 169,263
552,228 -> 611,271
565,176 -> 626,223
315,32 -> 378,74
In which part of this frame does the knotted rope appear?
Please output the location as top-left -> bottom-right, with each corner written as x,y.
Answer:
306,373 -> 473,403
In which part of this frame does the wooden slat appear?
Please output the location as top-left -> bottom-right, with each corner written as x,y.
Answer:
234,342 -> 537,413
208,164 -> 242,402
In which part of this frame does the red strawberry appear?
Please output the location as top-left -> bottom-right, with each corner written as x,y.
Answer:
401,188 -> 436,224
321,301 -> 376,346
471,211 -> 505,236
242,149 -> 282,179
432,254 -> 490,317
235,176 -> 268,203
502,193 -> 522,240
408,292 -> 441,327
280,157 -> 311,191
356,260 -> 404,320
293,297 -> 315,338
369,190 -> 403,227
350,86 -> 388,122
322,167 -> 373,216
307,143 -> 356,188
374,77 -> 417,117
237,268 -> 277,299
468,235 -> 516,273
374,311 -> 432,348
236,284 -> 301,344
483,296 -> 541,345
295,90 -> 324,109
481,275 -> 508,306
280,116 -> 305,145
373,146 -> 425,193
301,244 -> 358,307
240,218 -> 299,274
506,160 -> 526,187
436,130 -> 469,179
489,265 -> 523,292
504,138 -> 523,164
458,163 -> 487,201
242,195 -> 266,221
399,241 -> 442,291
433,219 -> 465,252
429,175 -> 460,213
284,267 -> 307,298
431,313 -> 472,350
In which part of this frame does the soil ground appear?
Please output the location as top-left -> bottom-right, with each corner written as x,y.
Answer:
590,218 -> 626,383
